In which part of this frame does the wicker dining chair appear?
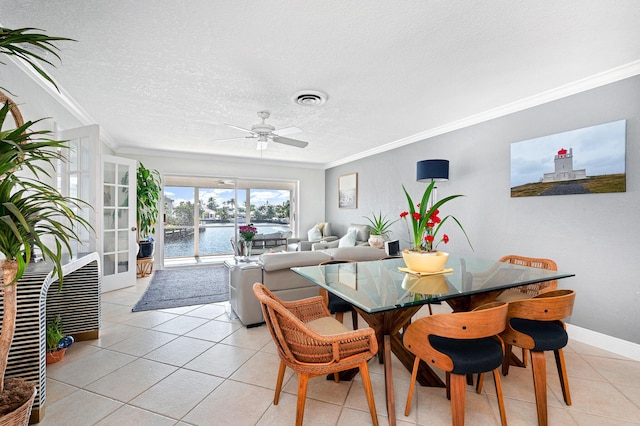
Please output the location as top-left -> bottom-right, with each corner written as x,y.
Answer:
252,283 -> 379,426
403,302 -> 509,426
495,255 -> 558,366
500,289 -> 576,426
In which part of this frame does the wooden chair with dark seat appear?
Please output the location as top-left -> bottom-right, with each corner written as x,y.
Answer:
318,259 -> 359,330
496,254 -> 558,366
403,302 -> 509,426
252,283 -> 379,426
500,289 -> 576,426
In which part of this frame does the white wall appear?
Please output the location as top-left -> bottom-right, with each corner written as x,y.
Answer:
326,75 -> 640,344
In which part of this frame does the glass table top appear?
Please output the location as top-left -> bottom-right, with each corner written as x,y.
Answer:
292,254 -> 575,313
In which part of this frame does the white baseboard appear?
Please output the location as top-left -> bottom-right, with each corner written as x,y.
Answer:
567,324 -> 640,361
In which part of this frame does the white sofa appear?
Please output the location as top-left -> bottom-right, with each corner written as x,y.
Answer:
228,246 -> 386,327
286,222 -> 338,251
310,223 -> 371,251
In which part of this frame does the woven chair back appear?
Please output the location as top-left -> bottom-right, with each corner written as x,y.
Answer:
499,254 -> 558,296
253,283 -> 335,365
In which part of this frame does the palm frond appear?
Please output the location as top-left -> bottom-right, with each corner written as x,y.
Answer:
0,27 -> 74,90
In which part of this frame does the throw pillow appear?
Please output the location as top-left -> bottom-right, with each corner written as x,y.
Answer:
338,228 -> 358,247
307,226 -> 322,242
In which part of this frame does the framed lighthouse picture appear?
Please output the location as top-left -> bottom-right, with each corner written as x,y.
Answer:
510,119 -> 626,197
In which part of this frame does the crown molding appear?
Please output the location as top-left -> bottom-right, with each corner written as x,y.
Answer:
324,60 -> 640,170
117,146 -> 325,170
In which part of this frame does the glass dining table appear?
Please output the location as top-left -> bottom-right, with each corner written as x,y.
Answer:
292,253 -> 575,424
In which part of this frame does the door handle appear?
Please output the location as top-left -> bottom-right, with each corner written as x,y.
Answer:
131,227 -> 137,231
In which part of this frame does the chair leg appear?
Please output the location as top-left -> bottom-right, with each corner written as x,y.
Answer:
274,360 -> 286,404
492,369 -> 508,426
476,372 -> 484,394
446,371 -> 451,400
404,357 -> 420,416
335,311 -> 345,324
351,308 -> 358,330
428,303 -> 433,315
450,374 -> 467,426
296,373 -> 310,426
554,349 -> 572,405
522,348 -> 529,367
530,350 -> 548,426
359,360 -> 379,426
502,343 -> 513,376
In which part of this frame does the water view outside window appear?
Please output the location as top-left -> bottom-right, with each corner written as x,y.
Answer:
164,185 -> 290,258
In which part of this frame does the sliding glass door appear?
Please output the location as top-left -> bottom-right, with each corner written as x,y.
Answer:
163,177 -> 295,262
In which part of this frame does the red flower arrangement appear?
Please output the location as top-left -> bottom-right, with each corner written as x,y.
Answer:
401,181 -> 472,252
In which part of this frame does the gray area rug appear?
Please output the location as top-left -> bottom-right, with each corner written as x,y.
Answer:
132,266 -> 229,312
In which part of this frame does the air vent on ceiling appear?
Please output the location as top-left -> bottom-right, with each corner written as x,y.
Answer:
291,90 -> 328,107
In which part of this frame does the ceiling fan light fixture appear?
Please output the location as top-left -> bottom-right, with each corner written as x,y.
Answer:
256,135 -> 269,150
291,90 -> 328,107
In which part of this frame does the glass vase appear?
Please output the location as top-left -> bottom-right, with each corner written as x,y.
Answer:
243,239 -> 253,260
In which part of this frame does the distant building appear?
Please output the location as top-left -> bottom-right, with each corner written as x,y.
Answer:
164,195 -> 174,216
542,147 -> 587,182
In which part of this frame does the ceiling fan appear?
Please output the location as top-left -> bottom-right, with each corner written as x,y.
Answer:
215,111 -> 309,150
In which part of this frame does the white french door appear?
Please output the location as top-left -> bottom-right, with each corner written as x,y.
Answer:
56,125 -> 99,254
101,155 -> 137,292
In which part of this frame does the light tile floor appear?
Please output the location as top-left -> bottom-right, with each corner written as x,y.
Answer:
40,271 -> 640,425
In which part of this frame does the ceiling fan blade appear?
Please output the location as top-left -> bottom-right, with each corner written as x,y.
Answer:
223,124 -> 255,134
273,126 -> 303,137
271,135 -> 309,148
210,135 -> 256,142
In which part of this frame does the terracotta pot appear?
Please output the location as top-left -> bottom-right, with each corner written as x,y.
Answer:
402,250 -> 449,273
46,348 -> 67,365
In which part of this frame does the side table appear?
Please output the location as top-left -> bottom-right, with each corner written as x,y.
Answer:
136,256 -> 154,278
224,259 -> 264,327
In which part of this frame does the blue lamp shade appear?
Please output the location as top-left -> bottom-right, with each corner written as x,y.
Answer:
417,159 -> 449,182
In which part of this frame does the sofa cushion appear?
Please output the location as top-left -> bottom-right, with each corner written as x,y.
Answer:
307,226 -> 323,242
323,246 -> 386,262
349,223 -> 370,242
338,228 -> 358,247
261,250 -> 332,272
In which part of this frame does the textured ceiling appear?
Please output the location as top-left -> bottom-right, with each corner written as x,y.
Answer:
2,0 -> 640,167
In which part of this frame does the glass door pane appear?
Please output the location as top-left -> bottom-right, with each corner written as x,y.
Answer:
164,186 -> 196,259
198,184 -> 238,257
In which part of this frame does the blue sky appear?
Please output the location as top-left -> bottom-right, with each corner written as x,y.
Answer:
510,119 -> 626,187
164,187 -> 290,207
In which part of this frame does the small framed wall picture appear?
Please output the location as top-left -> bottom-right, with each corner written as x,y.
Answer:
338,173 -> 358,209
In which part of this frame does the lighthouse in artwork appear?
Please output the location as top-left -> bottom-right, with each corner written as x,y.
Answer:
542,147 -> 587,182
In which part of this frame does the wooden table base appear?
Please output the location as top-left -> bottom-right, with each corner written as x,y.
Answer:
354,305 -> 445,426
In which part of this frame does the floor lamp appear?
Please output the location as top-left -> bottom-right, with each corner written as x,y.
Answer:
416,159 -> 449,208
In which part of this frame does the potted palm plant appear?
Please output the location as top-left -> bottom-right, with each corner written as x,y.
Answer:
0,26 -> 91,423
136,162 -> 162,258
363,211 -> 398,249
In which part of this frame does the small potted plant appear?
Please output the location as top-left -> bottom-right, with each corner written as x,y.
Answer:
45,316 -> 74,365
136,162 -> 162,258
363,211 -> 398,248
